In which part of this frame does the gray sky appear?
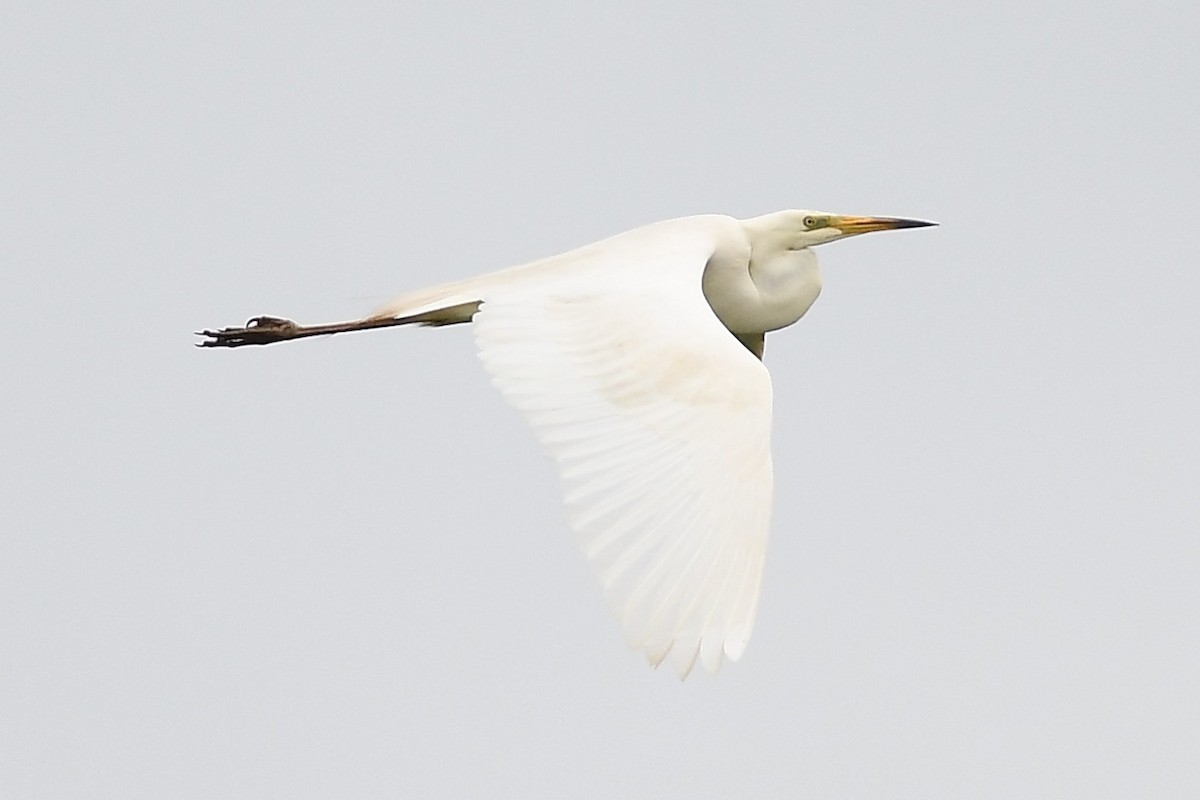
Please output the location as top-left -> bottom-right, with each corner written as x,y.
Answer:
3,1 -> 1197,796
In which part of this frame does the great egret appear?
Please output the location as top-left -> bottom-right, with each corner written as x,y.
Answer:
199,210 -> 935,677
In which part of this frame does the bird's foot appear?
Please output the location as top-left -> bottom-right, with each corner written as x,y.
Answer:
195,316 -> 301,347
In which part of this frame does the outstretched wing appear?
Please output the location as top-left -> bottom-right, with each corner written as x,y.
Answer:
472,217 -> 774,677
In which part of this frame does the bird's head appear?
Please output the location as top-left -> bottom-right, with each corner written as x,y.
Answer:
747,209 -> 937,250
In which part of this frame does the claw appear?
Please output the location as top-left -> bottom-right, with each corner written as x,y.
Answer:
196,316 -> 301,347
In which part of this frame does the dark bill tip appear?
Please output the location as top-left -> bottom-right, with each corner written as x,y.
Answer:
890,218 -> 938,229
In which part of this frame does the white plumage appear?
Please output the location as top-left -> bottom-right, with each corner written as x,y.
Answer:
200,210 -> 935,677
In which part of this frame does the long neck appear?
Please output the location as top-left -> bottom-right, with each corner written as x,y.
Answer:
702,240 -> 823,336
747,246 -> 823,333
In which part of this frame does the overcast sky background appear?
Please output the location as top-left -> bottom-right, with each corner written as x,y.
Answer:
3,1 -> 1198,797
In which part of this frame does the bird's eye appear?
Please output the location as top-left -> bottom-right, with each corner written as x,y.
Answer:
803,216 -> 817,228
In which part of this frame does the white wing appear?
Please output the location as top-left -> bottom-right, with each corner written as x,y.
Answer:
472,217 -> 774,677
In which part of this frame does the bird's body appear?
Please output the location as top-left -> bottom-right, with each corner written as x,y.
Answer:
200,209 -> 934,677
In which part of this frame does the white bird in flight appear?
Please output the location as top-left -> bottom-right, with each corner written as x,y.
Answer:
200,209 -> 935,678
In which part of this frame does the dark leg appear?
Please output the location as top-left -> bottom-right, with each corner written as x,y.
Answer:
196,315 -> 415,348
196,301 -> 481,348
